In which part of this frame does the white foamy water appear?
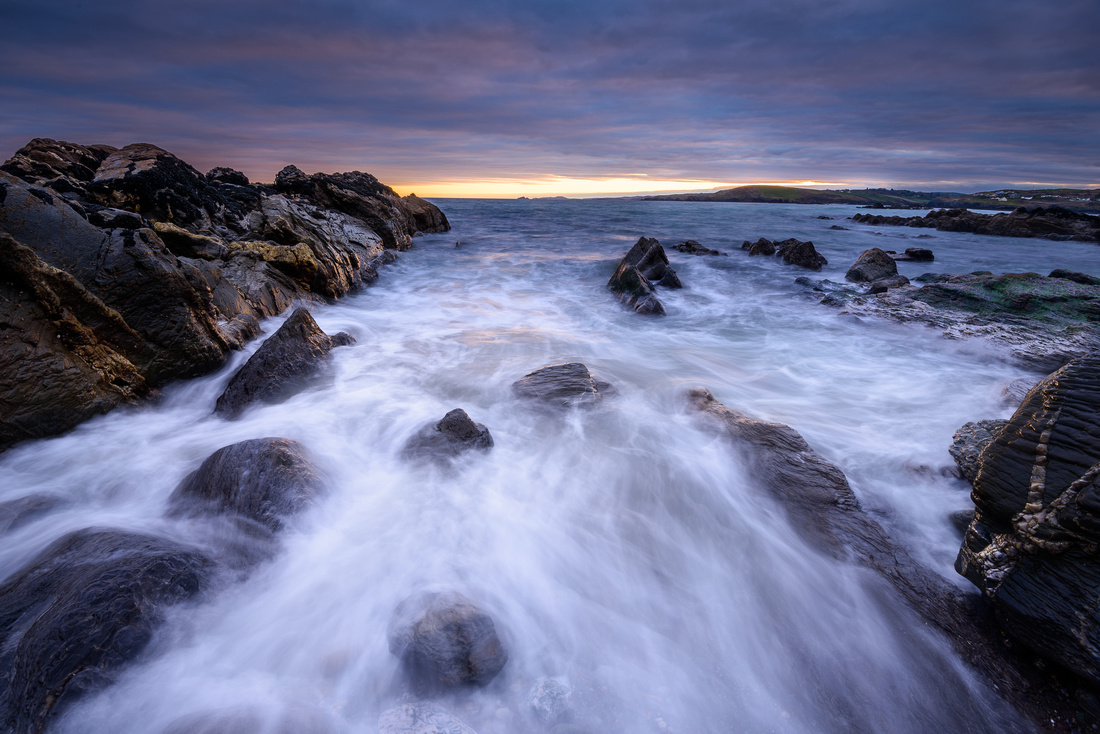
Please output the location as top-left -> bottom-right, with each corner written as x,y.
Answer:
5,200 -> 1098,733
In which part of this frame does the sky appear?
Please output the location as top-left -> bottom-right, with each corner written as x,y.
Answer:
1,0 -> 1098,197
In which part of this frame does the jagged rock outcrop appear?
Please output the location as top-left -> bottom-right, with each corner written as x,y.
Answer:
512,363 -> 613,409
742,237 -> 827,270
607,237 -> 680,315
845,248 -> 898,282
214,309 -> 353,419
0,529 -> 211,734
852,206 -> 1100,243
0,137 -> 448,450
168,438 -> 323,532
401,409 -> 493,461
387,591 -> 508,691
956,355 -> 1100,683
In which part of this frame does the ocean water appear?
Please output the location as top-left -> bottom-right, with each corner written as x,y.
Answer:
5,200 -> 1099,733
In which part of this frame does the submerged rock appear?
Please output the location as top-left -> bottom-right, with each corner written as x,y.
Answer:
528,677 -> 574,726
512,363 -> 612,408
387,591 -> 508,691
845,248 -> 898,283
214,308 -> 353,419
891,247 -> 934,262
0,529 -> 211,734
402,409 -> 493,461
608,237 -> 680,314
0,494 -> 63,534
955,355 -> 1100,683
163,705 -> 338,734
672,240 -> 722,255
168,438 -> 323,532
378,702 -> 477,734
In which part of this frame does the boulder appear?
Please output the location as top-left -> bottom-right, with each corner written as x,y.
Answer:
205,167 -> 249,186
892,247 -> 934,262
949,419 -> 1009,484
845,248 -> 898,283
401,409 -> 493,461
608,237 -> 680,314
672,240 -> 721,256
0,138 -> 115,195
866,274 -> 911,294
168,438 -> 323,531
606,264 -> 663,315
775,238 -> 827,270
743,237 -> 776,256
511,363 -> 612,408
378,702 -> 477,734
1049,269 -> 1100,286
0,529 -> 211,734
386,591 -> 508,690
214,308 -> 353,419
956,355 -> 1100,683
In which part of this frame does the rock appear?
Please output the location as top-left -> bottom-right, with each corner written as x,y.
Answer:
775,238 -> 827,270
608,237 -> 680,314
214,308 -> 353,419
892,247 -> 935,262
845,248 -> 898,282
1049,269 -> 1100,286
528,677 -> 574,726
0,529 -> 211,734
950,509 -> 975,535
949,419 -> 1009,485
378,702 -> 477,734
0,495 -> 63,534
671,240 -> 721,256
829,224 -> 849,230
852,207 -> 1100,243
168,437 -> 323,531
866,274 -> 911,294
386,591 -> 508,690
205,167 -> 249,186
743,237 -> 775,256
512,363 -> 612,408
955,355 -> 1100,683
0,138 -> 115,195
1000,378 -> 1037,408
402,409 -> 493,461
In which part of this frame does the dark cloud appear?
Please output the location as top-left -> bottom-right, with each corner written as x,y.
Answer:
1,0 -> 1097,190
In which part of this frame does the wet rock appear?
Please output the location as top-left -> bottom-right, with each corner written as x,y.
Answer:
387,591 -> 508,691
378,701 -> 477,734
950,509 -> 975,535
0,529 -> 211,734
528,677 -> 574,726
852,207 -> 1100,243
168,437 -> 323,531
205,167 -> 249,186
1049,269 -> 1100,286
402,409 -> 493,461
949,419 -> 1009,485
214,308 -> 354,419
955,355 -> 1100,683
892,247 -> 935,262
867,274 -> 911,294
512,363 -> 612,408
608,237 -> 680,314
775,238 -> 828,270
742,237 -> 775,256
1000,377 -> 1037,408
671,240 -> 722,256
829,225 -> 849,230
845,248 -> 898,283
0,495 -> 63,534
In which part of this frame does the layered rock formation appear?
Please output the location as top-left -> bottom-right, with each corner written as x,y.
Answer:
852,206 -> 1100,242
0,138 -> 449,450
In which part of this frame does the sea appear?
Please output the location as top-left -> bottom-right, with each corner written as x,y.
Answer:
5,199 -> 1100,733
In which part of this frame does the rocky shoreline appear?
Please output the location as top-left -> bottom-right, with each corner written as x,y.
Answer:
0,138 -> 449,451
851,206 -> 1100,243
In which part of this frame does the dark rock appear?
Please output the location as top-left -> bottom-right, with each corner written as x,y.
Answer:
852,207 -> 1100,243
846,248 -> 898,282
1049,269 -> 1100,286
386,591 -> 508,690
528,677 -> 574,726
0,138 -> 115,195
214,308 -> 353,419
205,167 -> 249,186
0,529 -> 211,734
891,247 -> 935,262
817,215 -> 833,220
672,240 -> 721,256
743,237 -> 776,256
955,355 -> 1100,683
1000,378 -> 1037,408
378,702 -> 477,734
829,225 -> 849,230
867,274 -> 911,294
512,363 -> 612,408
914,272 -> 953,283
85,207 -> 145,230
0,495 -> 63,534
950,509 -> 976,535
402,409 -> 493,461
607,237 -> 680,315
168,437 -> 323,531
949,419 -> 1009,484
775,238 -> 827,270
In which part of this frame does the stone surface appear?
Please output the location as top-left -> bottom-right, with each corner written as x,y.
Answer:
387,591 -> 508,690
891,247 -> 935,262
742,237 -> 827,270
671,240 -> 722,255
214,309 -> 354,419
528,677 -> 574,726
867,274 -> 911,294
512,363 -> 612,408
845,248 -> 898,282
378,702 -> 477,734
402,409 -> 493,461
742,237 -> 776,256
168,438 -> 323,531
956,355 -> 1100,683
608,237 -> 680,314
0,529 -> 211,734
852,206 -> 1100,243
949,419 -> 1009,485
0,495 -> 63,534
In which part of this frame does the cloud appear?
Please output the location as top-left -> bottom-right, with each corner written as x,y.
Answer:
1,0 -> 1097,191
